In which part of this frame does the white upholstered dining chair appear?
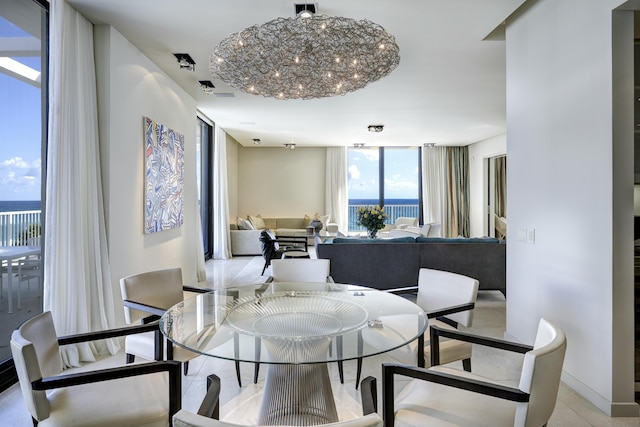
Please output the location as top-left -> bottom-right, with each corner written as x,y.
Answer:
11,311 -> 182,426
356,268 -> 479,387
380,318 -> 567,427
120,267 -> 242,385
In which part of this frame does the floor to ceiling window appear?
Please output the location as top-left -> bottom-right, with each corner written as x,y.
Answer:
196,116 -> 213,259
0,0 -> 48,391
347,146 -> 422,231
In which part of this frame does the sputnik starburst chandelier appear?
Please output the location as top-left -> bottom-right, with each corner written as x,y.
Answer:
209,7 -> 400,100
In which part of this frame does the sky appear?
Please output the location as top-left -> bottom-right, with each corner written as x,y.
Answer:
0,17 -> 42,202
348,147 -> 419,200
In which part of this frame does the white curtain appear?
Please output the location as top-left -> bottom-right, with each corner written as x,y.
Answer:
422,146 -> 448,235
195,201 -> 207,283
44,0 -> 119,367
212,127 -> 231,259
325,147 -> 348,233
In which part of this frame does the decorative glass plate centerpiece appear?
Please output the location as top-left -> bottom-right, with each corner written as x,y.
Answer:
226,293 -> 369,340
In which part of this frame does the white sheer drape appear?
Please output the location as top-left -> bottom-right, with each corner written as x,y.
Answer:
195,202 -> 207,283
212,127 -> 231,259
325,147 -> 348,233
422,146 -> 447,234
44,0 -> 119,366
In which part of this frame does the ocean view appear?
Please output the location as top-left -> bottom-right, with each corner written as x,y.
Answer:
0,201 -> 42,246
0,200 -> 41,212
348,198 -> 420,230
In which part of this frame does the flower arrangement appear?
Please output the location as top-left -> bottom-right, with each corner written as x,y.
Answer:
356,205 -> 388,238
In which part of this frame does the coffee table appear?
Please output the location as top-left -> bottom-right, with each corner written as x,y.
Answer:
160,283 -> 427,425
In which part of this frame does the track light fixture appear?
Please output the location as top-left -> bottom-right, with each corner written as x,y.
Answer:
368,125 -> 384,133
173,53 -> 196,71
199,80 -> 215,94
353,143 -> 365,149
253,138 -> 261,145
424,143 -> 436,148
284,143 -> 296,150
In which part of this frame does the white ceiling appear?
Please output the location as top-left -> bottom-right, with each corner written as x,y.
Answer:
65,0 -> 525,148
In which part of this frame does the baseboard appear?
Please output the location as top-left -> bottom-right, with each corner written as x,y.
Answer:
561,370 -> 639,417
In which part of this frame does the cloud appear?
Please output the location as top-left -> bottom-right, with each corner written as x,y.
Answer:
348,164 -> 360,180
0,157 -> 41,193
1,157 -> 32,169
384,178 -> 419,192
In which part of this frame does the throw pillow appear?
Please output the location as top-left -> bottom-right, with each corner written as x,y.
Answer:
248,215 -> 266,230
237,217 -> 254,230
314,213 -> 331,230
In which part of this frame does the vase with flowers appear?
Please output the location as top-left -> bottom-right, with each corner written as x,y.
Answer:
356,205 -> 388,239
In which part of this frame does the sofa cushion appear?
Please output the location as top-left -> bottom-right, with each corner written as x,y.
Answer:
275,218 -> 306,229
416,237 -> 503,244
333,237 -> 416,244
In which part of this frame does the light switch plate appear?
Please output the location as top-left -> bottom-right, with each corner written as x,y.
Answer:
527,228 -> 535,244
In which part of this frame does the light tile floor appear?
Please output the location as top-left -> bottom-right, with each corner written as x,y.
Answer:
1,252 -> 639,426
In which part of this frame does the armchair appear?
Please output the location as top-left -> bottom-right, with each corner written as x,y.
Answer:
11,311 -> 182,426
355,268 -> 479,387
259,229 -> 309,275
381,217 -> 418,232
172,374 -> 383,427
382,318 -> 566,427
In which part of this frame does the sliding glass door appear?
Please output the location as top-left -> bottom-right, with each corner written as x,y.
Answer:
0,0 -> 48,391
347,146 -> 422,231
196,116 -> 213,259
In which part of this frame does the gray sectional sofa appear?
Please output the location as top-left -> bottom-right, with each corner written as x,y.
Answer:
316,236 -> 506,295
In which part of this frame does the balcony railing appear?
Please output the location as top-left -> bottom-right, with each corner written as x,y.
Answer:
0,210 -> 42,246
348,203 -> 420,231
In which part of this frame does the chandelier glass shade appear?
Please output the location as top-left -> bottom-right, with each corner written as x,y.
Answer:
209,14 -> 400,100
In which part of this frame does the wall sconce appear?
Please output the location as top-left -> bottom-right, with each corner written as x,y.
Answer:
367,125 -> 384,133
253,138 -> 261,145
284,143 -> 296,149
353,143 -> 365,149
199,80 -> 215,94
173,53 -> 196,71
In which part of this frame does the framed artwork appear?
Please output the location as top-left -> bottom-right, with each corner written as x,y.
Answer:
143,116 -> 184,233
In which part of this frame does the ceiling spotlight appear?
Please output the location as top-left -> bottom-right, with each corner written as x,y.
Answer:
284,143 -> 296,150
424,143 -> 436,148
368,125 -> 384,133
295,3 -> 316,18
199,80 -> 215,94
252,138 -> 261,145
173,53 -> 196,71
353,143 -> 365,149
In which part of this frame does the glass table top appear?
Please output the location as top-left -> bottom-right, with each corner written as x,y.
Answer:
160,283 -> 427,365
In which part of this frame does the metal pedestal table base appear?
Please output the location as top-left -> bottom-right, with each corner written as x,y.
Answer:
258,363 -> 338,426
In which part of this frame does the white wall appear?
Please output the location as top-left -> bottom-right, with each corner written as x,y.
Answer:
94,25 -> 200,326
237,147 -> 326,218
468,134 -> 507,237
505,0 -> 637,415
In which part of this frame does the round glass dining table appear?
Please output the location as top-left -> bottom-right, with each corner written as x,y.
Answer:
160,283 -> 427,426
